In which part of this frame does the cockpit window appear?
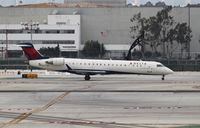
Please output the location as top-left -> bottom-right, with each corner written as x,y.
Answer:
157,64 -> 164,67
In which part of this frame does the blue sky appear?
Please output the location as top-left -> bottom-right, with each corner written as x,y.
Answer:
0,0 -> 199,6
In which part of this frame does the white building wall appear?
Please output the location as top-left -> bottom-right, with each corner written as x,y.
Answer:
0,8 -> 199,58
0,15 -> 81,52
48,15 -> 80,25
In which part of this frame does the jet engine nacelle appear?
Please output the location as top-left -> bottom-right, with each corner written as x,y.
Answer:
46,58 -> 65,66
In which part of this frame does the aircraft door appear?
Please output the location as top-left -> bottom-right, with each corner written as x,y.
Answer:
147,66 -> 153,73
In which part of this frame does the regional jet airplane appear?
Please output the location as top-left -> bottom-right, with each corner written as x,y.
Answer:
18,43 -> 173,80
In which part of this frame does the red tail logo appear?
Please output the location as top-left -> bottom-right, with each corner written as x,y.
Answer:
18,43 -> 46,60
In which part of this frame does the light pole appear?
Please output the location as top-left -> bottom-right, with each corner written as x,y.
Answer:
21,21 -> 39,43
5,29 -> 8,60
188,5 -> 191,59
2,24 -> 9,60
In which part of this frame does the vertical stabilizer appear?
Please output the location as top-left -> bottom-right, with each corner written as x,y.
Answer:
18,43 -> 47,60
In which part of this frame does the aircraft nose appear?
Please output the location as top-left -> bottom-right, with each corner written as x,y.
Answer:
166,68 -> 174,74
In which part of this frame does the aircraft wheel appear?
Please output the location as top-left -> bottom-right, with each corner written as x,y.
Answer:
162,75 -> 165,80
85,75 -> 91,81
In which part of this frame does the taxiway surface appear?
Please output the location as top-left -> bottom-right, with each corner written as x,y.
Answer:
0,72 -> 200,128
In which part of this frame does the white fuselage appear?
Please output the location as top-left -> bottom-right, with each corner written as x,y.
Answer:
29,58 -> 173,75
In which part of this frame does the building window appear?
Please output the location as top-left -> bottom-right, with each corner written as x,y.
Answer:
0,29 -> 75,34
42,40 -> 75,44
56,22 -> 66,25
63,30 -> 75,34
62,46 -> 76,48
0,30 -> 23,33
45,30 -> 60,33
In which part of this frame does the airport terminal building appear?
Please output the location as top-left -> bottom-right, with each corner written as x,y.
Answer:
0,7 -> 200,59
0,14 -> 80,57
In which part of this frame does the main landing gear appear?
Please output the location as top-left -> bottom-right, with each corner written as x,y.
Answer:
85,74 -> 91,81
162,75 -> 165,80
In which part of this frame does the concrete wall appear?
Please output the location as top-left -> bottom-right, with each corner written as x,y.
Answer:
0,7 -> 199,56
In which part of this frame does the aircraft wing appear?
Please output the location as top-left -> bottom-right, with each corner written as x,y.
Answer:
70,69 -> 107,75
66,64 -> 107,75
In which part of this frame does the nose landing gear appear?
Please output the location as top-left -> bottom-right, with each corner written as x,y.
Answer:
162,75 -> 165,80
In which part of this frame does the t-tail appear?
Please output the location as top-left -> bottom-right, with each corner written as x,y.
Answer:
18,43 -> 48,60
